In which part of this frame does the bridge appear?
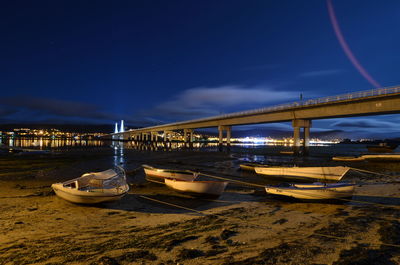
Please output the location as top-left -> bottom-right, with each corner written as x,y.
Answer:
111,85 -> 400,152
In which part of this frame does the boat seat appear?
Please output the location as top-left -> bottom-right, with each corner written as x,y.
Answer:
75,176 -> 91,189
88,178 -> 104,187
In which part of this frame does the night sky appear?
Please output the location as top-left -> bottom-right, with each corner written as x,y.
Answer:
1,1 -> 400,138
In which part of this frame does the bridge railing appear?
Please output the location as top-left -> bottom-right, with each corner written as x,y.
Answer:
174,85 -> 400,126
128,85 -> 400,131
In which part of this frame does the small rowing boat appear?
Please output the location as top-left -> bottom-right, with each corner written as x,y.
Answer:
332,156 -> 365,162
360,154 -> 400,161
164,178 -> 228,197
51,166 -> 129,204
254,166 -> 350,181
142,165 -> 196,184
265,182 -> 355,200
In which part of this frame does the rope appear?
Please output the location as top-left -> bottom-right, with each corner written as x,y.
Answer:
350,167 -> 396,178
312,232 -> 400,248
187,170 -> 266,188
137,166 -> 400,209
189,170 -> 400,208
138,195 -> 400,249
125,165 -> 143,175
138,195 -> 208,216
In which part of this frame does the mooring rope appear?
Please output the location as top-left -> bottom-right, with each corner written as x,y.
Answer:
138,194 -> 400,249
187,170 -> 266,188
189,170 -> 400,208
138,195 -> 208,216
350,167 -> 396,178
311,232 -> 400,248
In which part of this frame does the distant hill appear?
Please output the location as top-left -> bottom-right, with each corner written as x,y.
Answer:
0,123 -> 115,133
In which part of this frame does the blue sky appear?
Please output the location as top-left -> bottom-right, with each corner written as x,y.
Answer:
0,0 -> 399,138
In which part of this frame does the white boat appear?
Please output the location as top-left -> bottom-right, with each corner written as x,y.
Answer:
361,154 -> 400,161
254,166 -> 350,181
164,178 -> 228,197
265,182 -> 355,200
142,164 -> 196,184
51,166 -> 129,204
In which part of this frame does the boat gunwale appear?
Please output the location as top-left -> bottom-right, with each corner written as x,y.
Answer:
265,183 -> 355,191
142,164 -> 194,175
52,185 -> 129,198
165,178 -> 229,184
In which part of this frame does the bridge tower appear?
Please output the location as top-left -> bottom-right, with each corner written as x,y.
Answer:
120,120 -> 125,133
114,122 -> 119,134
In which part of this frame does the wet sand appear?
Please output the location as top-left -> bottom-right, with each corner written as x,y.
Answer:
1,149 -> 400,264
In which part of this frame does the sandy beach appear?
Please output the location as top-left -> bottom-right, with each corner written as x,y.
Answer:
1,149 -> 400,265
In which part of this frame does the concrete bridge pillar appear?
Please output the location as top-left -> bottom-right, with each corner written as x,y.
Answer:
218,125 -> 231,151
292,119 -> 312,155
304,127 -> 310,147
183,129 -> 194,143
226,126 -> 231,147
293,126 -> 301,153
189,130 -> 194,148
151,132 -> 157,142
218,126 -> 224,147
163,131 -> 173,142
163,131 -> 167,142
183,129 -> 188,143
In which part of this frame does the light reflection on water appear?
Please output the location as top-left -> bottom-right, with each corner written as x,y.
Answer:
1,137 -> 105,149
0,137 -> 372,161
112,141 -> 125,167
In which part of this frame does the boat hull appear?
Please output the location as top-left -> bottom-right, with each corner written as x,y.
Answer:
265,183 -> 355,200
361,154 -> 400,161
239,163 -> 264,171
52,183 -> 128,204
255,166 -> 350,181
143,165 -> 195,184
164,178 -> 228,197
332,156 -> 365,162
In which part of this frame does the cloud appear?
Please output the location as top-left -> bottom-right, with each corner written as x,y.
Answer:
331,118 -> 400,130
0,96 -> 151,126
298,69 -> 343,78
0,106 -> 18,116
146,85 -> 300,121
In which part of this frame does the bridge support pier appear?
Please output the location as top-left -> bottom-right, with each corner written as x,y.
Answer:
151,132 -> 157,142
189,130 -> 194,144
292,119 -> 312,155
183,129 -> 194,148
218,125 -> 231,151
163,131 -> 173,150
163,131 -> 168,142
304,126 -> 310,154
